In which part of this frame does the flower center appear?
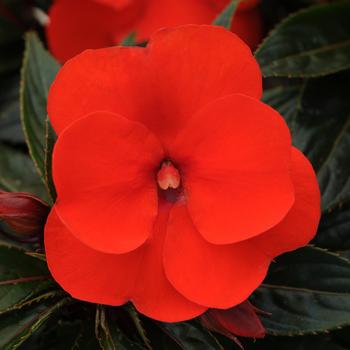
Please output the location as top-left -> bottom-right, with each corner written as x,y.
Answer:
156,160 -> 181,190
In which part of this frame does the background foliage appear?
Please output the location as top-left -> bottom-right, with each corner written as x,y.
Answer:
0,0 -> 350,349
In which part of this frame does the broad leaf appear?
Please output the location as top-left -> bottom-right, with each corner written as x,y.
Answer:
20,31 -> 60,202
213,0 -> 241,29
251,246 -> 350,335
263,73 -> 350,211
0,243 -> 53,314
0,143 -> 49,200
256,2 -> 350,77
0,298 -> 70,350
313,199 -> 350,251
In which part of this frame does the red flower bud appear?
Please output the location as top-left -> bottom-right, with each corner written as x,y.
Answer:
200,300 -> 265,345
0,191 -> 49,236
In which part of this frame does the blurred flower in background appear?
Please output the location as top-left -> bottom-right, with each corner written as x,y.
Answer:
46,0 -> 263,62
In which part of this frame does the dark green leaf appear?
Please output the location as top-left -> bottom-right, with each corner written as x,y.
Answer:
251,246 -> 350,335
0,298 -> 70,350
0,73 -> 24,143
20,31 -> 59,203
126,305 -> 152,350
158,322 -> 224,350
263,73 -> 350,211
255,2 -> 350,77
0,143 -> 49,200
95,305 -> 146,350
244,335 -> 347,350
213,0 -> 241,29
313,199 -> 350,251
0,243 -> 53,314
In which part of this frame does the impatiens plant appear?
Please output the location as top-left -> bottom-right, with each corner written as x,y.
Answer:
0,0 -> 350,349
44,25 -> 320,322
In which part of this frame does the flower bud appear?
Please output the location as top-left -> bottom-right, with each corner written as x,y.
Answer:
0,191 -> 50,236
200,300 -> 265,345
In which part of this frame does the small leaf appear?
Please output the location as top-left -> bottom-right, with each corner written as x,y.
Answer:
0,143 -> 49,201
158,322 -> 224,350
20,31 -> 60,202
0,298 -> 70,350
251,246 -> 350,335
126,305 -> 152,350
121,32 -> 137,46
213,0 -> 241,29
255,2 -> 350,77
95,305 -> 146,350
0,243 -> 52,314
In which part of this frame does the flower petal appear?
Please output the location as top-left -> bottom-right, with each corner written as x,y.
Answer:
48,25 -> 262,143
45,209 -> 142,306
46,0 -> 144,63
53,111 -> 163,254
147,25 -> 262,147
132,202 -> 207,321
251,147 -> 321,257
171,94 -> 294,244
163,204 -> 270,308
45,205 -> 207,322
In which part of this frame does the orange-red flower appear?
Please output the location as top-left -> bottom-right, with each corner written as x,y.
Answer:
46,0 -> 263,62
44,25 -> 320,322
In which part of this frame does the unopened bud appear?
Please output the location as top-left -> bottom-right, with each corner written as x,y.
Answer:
0,191 -> 49,236
200,300 -> 265,346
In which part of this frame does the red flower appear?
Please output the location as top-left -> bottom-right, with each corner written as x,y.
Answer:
46,0 -> 263,62
44,25 -> 320,322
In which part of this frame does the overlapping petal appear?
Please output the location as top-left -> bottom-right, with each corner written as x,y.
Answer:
163,204 -> 270,308
48,25 -> 262,147
45,205 -> 207,322
170,94 -> 294,244
251,147 -> 321,258
131,202 -> 207,321
53,111 -> 163,254
45,209 -> 141,305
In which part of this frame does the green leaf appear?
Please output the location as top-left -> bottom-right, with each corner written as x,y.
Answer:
20,31 -> 60,202
0,143 -> 49,200
263,73 -> 350,211
0,73 -> 24,143
0,298 -> 70,350
244,335 -> 347,350
20,316 -> 100,350
313,199 -> 350,251
95,305 -> 146,350
126,305 -> 152,350
121,32 -> 137,46
0,243 -> 53,314
255,2 -> 350,77
251,246 -> 350,335
213,0 -> 241,29
158,322 -> 224,350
